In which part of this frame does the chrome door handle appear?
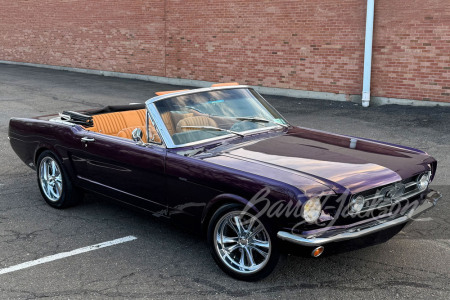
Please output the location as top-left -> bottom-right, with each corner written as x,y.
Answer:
81,137 -> 95,143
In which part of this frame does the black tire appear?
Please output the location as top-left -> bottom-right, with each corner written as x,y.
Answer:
36,150 -> 83,208
207,203 -> 280,281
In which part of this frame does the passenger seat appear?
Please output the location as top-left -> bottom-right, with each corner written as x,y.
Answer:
86,109 -> 146,136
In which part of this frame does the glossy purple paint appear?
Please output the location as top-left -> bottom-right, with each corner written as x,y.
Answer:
206,126 -> 434,194
8,109 -> 437,234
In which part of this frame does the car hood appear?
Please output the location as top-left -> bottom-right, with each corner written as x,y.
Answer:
203,127 -> 435,194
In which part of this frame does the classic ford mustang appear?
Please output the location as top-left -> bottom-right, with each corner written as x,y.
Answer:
9,83 -> 441,280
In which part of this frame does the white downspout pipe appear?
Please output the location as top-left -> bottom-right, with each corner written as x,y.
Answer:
362,0 -> 375,107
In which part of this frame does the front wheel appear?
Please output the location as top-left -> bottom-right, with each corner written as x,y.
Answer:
37,150 -> 83,208
207,204 -> 280,281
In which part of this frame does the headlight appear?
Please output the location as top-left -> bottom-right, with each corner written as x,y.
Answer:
302,197 -> 322,223
417,173 -> 430,191
350,195 -> 365,213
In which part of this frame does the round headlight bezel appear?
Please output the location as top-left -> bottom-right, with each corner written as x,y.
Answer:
417,173 -> 430,191
302,197 -> 322,224
350,195 -> 365,213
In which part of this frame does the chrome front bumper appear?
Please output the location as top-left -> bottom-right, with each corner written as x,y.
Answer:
277,190 -> 442,247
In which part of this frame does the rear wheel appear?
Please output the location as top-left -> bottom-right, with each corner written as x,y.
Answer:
207,204 -> 279,281
37,150 -> 82,208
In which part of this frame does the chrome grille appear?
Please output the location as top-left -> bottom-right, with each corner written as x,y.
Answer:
354,172 -> 430,214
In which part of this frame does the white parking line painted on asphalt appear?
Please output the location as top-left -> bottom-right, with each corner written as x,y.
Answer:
413,217 -> 434,222
0,235 -> 137,276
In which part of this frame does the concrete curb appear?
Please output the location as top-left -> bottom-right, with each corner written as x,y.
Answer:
1,60 -> 449,107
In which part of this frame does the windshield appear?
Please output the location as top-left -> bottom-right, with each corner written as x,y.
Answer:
153,88 -> 288,145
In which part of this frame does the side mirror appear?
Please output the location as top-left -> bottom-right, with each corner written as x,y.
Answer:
131,128 -> 143,142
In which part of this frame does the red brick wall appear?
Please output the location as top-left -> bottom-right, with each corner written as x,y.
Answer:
0,0 -> 166,75
0,0 -> 448,103
372,0 -> 450,102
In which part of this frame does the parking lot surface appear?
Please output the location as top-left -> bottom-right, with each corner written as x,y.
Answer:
0,64 -> 449,299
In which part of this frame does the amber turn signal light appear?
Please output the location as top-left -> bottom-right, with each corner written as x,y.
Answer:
311,246 -> 324,257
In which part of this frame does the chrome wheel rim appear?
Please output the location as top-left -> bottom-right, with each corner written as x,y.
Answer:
214,211 -> 271,274
39,157 -> 63,202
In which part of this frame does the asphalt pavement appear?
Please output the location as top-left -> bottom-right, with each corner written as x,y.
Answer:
0,64 -> 449,299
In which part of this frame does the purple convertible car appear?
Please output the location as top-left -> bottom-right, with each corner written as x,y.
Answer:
9,84 -> 441,280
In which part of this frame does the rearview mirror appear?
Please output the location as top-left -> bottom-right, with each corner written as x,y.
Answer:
131,128 -> 143,142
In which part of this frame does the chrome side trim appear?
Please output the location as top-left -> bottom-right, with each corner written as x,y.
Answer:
145,109 -> 149,143
146,109 -> 164,146
147,102 -> 170,147
277,190 -> 442,247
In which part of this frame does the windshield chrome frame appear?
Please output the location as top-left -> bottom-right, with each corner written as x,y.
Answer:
145,85 -> 289,149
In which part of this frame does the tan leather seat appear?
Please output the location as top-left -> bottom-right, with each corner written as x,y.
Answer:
176,116 -> 218,133
116,126 -> 161,143
171,112 -> 194,129
86,109 -> 146,135
160,111 -> 196,136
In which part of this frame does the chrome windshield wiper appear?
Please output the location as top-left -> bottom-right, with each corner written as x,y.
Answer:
235,116 -> 289,128
236,116 -> 270,123
180,126 -> 245,137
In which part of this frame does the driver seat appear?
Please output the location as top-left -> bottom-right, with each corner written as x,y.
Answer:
176,116 -> 218,133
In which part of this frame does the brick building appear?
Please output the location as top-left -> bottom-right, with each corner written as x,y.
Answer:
0,0 -> 448,104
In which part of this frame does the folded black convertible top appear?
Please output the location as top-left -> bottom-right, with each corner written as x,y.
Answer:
85,103 -> 146,116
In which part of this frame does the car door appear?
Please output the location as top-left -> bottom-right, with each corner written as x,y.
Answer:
70,129 -> 167,214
